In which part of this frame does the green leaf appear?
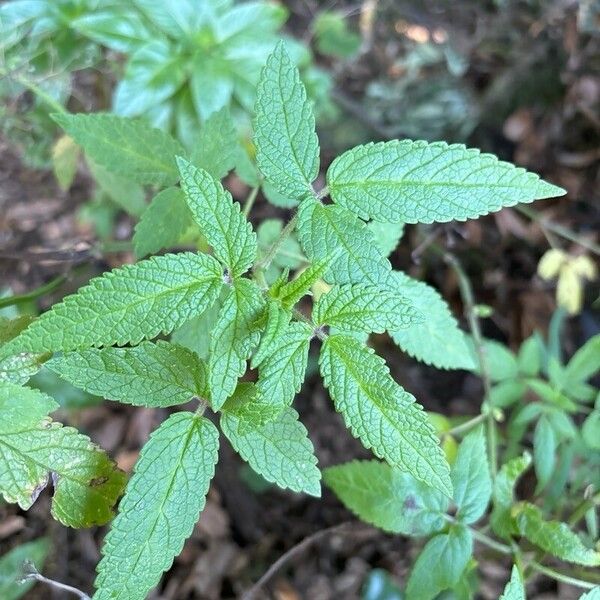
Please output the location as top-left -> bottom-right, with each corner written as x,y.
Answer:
254,41 -> 320,200
324,460 -> 448,535
564,334 -> 600,386
518,335 -> 542,377
0,383 -> 125,528
48,341 -> 207,408
297,198 -> 392,286
171,299 -> 222,361
491,453 -> 531,539
255,321 -> 313,408
190,107 -> 238,179
2,253 -> 223,355
451,428 -> 491,524
221,382 -> 283,433
319,335 -> 452,496
327,140 -> 566,224
313,284 -> 420,333
133,187 -> 193,258
52,134 -> 79,191
0,317 -> 45,385
314,11 -> 361,58
209,279 -> 264,410
580,588 -> 600,599
88,160 -> 146,217
388,272 -> 476,370
583,411 -> 600,450
252,301 -> 291,368
177,157 -> 257,278
52,113 -> 185,186
368,220 -> 405,258
499,566 -> 525,600
94,412 -> 219,600
272,258 -> 330,309
533,416 -> 556,492
190,61 -> 233,121
515,502 -> 600,566
405,525 -> 473,600
0,538 -> 49,600
469,338 -> 519,382
221,406 -> 320,496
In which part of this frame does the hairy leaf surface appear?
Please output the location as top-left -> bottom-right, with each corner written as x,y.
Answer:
319,335 -> 452,496
94,413 -> 219,600
327,140 -> 565,224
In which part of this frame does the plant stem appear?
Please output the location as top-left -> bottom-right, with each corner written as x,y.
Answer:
0,275 -> 67,309
469,528 -> 513,555
444,253 -> 497,478
516,205 -> 600,256
444,413 -> 487,438
529,561 -> 598,590
20,561 -> 91,599
568,491 -> 600,526
254,212 -> 298,272
242,186 -> 260,218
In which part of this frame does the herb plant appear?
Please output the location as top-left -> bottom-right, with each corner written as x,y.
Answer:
0,42 -> 570,599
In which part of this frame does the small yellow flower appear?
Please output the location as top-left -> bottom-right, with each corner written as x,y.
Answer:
538,249 -> 597,314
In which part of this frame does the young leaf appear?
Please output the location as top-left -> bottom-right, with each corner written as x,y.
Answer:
327,140 -> 565,224
515,503 -> 600,566
251,301 -> 291,368
0,383 -> 125,528
254,41 -> 320,200
297,198 -> 392,286
48,341 -> 208,408
0,537 -> 49,600
319,335 -> 452,496
2,253 -> 223,355
313,284 -> 421,333
190,106 -> 238,179
209,279 -> 264,410
221,383 -> 283,433
272,258 -> 330,309
94,412 -> 219,600
451,427 -> 492,524
177,157 -> 257,278
133,188 -> 193,258
324,460 -> 448,535
0,317 -> 45,385
368,220 -> 405,258
533,415 -> 556,492
52,134 -> 79,191
221,407 -> 321,496
388,272 -> 476,370
52,113 -> 185,186
405,525 -> 473,600
499,566 -> 525,600
256,321 -> 313,408
490,453 -> 531,539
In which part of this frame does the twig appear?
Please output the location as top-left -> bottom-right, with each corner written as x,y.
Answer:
243,186 -> 260,218
444,413 -> 487,438
254,212 -> 299,272
443,252 -> 498,478
529,561 -> 598,590
242,522 -> 369,599
20,561 -> 91,599
0,275 -> 67,309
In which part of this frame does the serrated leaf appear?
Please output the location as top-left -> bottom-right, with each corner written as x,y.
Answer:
256,321 -> 312,407
209,279 -> 264,410
221,406 -> 320,496
0,383 -> 125,528
388,272 -> 476,370
272,257 -> 330,309
221,382 -> 283,433
2,253 -> 223,356
499,566 -> 525,600
491,453 -> 531,539
94,412 -> 219,600
368,220 -> 405,258
190,107 -> 238,179
133,188 -> 193,258
171,299 -> 222,361
252,301 -> 291,368
0,537 -> 49,600
580,588 -> 600,599
515,502 -> 600,566
48,341 -> 207,408
52,113 -> 185,186
254,41 -> 319,200
297,198 -> 392,286
177,157 -> 257,278
313,284 -> 420,333
52,134 -> 79,191
0,317 -> 45,385
405,525 -> 473,600
319,335 -> 452,496
327,140 -> 565,224
324,460 -> 448,535
451,427 -> 491,524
